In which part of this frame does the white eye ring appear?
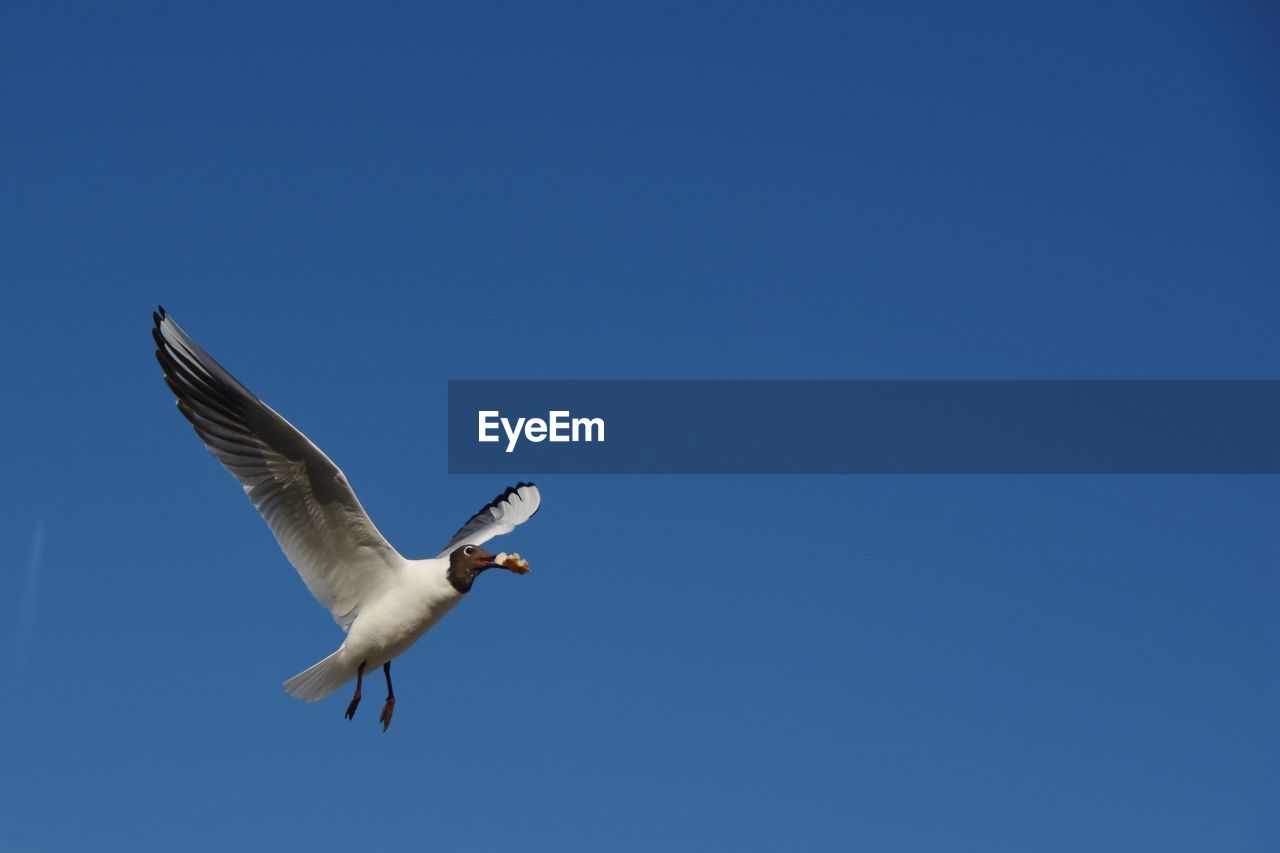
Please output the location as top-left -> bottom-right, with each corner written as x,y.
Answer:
464,546 -> 474,556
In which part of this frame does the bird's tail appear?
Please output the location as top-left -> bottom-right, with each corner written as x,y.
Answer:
283,650 -> 352,702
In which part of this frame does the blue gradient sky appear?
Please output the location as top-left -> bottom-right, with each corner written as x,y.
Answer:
2,2 -> 1277,851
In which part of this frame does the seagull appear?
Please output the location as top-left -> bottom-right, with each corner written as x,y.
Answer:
151,307 -> 540,731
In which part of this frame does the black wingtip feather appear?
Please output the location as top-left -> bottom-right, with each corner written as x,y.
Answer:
471,482 -> 540,520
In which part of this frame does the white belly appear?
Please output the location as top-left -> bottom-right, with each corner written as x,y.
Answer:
339,575 -> 463,671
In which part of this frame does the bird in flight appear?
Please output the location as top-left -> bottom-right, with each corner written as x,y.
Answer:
152,307 -> 539,731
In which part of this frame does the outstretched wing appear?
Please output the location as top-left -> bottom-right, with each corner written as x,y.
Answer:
439,483 -> 541,556
153,307 -> 402,630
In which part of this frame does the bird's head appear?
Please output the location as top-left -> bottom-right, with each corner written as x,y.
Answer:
446,544 -> 522,593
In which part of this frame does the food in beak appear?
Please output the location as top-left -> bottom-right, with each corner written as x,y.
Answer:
493,552 -> 531,574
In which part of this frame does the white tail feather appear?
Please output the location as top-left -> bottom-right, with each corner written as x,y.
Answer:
283,650 -> 352,702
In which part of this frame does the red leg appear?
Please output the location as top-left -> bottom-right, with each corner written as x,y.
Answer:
344,662 -> 364,720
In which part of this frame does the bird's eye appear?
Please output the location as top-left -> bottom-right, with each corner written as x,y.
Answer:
464,546 -> 473,555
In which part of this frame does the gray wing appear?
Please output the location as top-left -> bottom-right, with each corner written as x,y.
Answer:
153,307 -> 401,630
438,483 -> 541,556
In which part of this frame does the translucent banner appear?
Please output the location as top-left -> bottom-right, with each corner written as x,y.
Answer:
447,380 -> 1280,474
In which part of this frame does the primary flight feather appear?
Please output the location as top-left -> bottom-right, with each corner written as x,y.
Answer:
152,307 -> 540,731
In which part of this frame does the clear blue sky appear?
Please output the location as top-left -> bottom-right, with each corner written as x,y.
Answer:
2,2 -> 1277,851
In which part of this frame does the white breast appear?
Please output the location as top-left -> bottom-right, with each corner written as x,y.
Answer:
339,558 -> 463,671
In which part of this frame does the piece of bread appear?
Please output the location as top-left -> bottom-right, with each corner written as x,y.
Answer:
494,552 -> 531,574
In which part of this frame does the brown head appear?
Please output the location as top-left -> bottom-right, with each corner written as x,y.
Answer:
446,544 -> 512,594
